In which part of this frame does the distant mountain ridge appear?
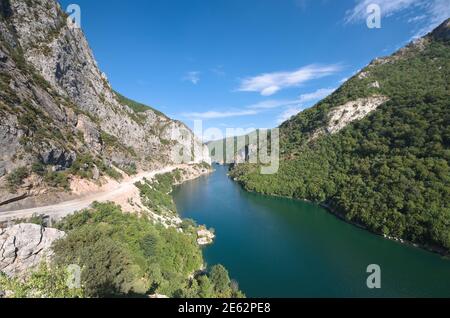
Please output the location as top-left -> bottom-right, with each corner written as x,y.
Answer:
230,18 -> 450,254
0,0 -> 209,206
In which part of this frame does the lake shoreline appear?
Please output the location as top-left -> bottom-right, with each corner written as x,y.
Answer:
174,164 -> 450,297
225,165 -> 449,258
320,202 -> 449,258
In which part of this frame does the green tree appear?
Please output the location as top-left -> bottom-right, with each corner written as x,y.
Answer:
209,265 -> 231,296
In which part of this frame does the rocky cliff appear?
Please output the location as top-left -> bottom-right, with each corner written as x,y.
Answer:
0,0 -> 209,207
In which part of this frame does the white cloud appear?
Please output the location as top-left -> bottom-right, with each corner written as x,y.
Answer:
247,99 -> 300,110
411,0 -> 450,39
277,106 -> 304,124
299,88 -> 335,103
181,99 -> 298,120
244,88 -> 334,110
345,0 -> 419,24
272,88 -> 334,124
407,14 -> 427,23
182,86 -> 335,121
237,64 -> 342,96
183,71 -> 201,85
345,0 -> 450,39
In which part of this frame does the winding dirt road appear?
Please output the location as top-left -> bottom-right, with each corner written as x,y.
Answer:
0,165 -> 179,222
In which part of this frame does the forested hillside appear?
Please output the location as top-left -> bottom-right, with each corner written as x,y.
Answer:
0,0 -> 209,208
230,19 -> 450,253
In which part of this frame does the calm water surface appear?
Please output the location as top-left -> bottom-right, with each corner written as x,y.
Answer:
173,165 -> 450,297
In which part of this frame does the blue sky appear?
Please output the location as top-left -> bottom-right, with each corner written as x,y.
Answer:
59,0 -> 449,135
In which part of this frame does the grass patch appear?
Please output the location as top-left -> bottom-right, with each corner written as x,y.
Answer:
32,162 -> 70,190
114,91 -> 166,117
69,154 -> 123,181
100,131 -> 137,158
6,167 -> 29,191
121,162 -> 137,176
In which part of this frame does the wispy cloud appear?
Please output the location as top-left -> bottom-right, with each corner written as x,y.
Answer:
407,14 -> 427,23
274,88 -> 335,124
277,106 -> 304,124
246,88 -> 335,110
181,87 -> 335,121
211,65 -> 226,77
345,0 -> 419,24
299,88 -> 335,103
181,100 -> 297,120
182,109 -> 259,120
247,99 -> 300,110
237,64 -> 342,96
183,71 -> 201,85
345,0 -> 450,39
412,0 -> 450,39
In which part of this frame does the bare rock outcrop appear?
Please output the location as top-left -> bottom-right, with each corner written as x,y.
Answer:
197,228 -> 215,246
0,224 -> 65,278
308,96 -> 389,141
326,96 -> 389,134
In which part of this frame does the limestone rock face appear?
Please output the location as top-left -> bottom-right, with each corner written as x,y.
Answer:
75,115 -> 102,154
39,147 -> 76,169
0,0 -> 210,202
326,96 -> 389,134
0,224 -> 65,278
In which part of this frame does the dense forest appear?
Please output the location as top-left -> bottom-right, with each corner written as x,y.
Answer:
230,21 -> 450,253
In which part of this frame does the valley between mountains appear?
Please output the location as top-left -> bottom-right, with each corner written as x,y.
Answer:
0,0 -> 449,299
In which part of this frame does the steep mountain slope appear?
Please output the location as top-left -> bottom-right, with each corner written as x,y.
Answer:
231,19 -> 450,253
0,0 -> 209,206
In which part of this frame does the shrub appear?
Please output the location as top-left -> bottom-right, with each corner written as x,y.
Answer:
44,171 -> 70,190
69,154 -> 96,179
31,162 -> 46,176
121,163 -> 137,176
6,167 -> 29,191
13,214 -> 48,227
0,264 -> 84,298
